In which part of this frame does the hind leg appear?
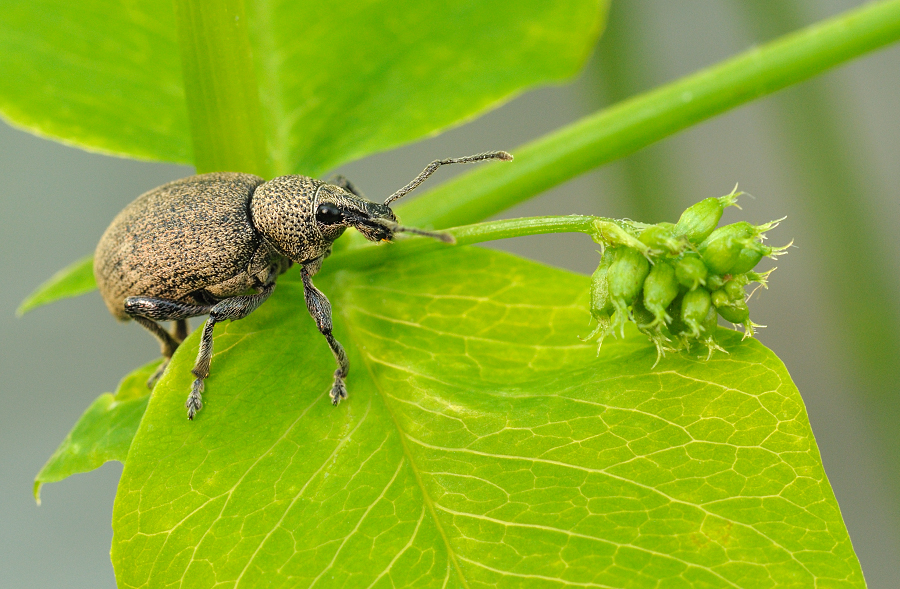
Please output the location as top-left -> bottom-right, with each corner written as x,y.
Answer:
173,318 -> 188,343
142,318 -> 189,387
125,298 -> 213,388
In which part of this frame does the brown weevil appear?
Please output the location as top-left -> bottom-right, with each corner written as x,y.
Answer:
94,151 -> 512,419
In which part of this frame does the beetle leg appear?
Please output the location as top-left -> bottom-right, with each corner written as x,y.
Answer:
125,296 -> 213,321
130,317 -> 181,388
185,284 -> 276,420
173,319 -> 188,343
328,174 -> 365,199
125,297 -> 214,388
301,264 -> 349,405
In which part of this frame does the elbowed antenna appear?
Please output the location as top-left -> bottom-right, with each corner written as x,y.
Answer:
383,151 -> 513,206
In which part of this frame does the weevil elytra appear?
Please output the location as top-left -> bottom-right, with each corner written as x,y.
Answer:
94,151 -> 512,419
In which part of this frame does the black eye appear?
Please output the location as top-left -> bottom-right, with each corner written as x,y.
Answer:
315,203 -> 343,225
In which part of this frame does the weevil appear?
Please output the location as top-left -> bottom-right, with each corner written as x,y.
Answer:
94,151 -> 512,419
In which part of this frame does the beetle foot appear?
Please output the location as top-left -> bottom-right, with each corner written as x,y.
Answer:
146,358 -> 170,389
186,379 -> 204,420
330,377 -> 348,406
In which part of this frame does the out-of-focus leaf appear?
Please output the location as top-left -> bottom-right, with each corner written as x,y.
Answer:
0,1 -> 607,175
17,255 -> 96,316
33,360 -> 160,503
0,0 -> 186,161
110,247 -> 863,587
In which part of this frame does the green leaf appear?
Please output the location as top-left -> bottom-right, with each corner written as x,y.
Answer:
110,247 -> 862,587
0,0 -> 186,162
17,254 -> 97,316
0,1 -> 607,175
33,360 -> 160,503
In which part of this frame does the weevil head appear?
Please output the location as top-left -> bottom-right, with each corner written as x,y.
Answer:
317,193 -> 400,243
250,175 -> 402,263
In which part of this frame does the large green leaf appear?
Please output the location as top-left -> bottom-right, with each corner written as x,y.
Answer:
110,246 -> 862,587
0,0 -> 186,161
0,0 -> 606,175
33,360 -> 161,503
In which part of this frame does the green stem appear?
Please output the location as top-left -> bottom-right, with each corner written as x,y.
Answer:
173,0 -> 270,176
396,0 -> 900,228
331,215 -> 605,270
449,216 -> 596,245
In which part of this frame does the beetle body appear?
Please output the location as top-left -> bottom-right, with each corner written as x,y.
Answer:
96,173 -> 279,318
94,152 -> 511,419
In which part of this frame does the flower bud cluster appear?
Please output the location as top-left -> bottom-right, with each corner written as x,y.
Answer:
585,187 -> 789,362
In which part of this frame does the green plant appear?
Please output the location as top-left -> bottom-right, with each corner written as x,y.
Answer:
7,0 -> 900,586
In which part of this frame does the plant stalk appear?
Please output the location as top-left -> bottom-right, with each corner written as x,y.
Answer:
396,0 -> 900,228
332,215 -> 603,269
173,0 -> 270,176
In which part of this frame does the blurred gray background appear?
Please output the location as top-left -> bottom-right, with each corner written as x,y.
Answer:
2,1 -> 898,586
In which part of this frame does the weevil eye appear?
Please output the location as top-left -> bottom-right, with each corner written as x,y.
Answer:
315,203 -> 343,225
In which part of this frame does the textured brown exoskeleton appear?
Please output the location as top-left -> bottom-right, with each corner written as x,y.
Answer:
94,151 -> 512,419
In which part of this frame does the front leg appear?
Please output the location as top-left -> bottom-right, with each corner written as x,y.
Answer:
185,284 -> 276,420
301,263 -> 349,405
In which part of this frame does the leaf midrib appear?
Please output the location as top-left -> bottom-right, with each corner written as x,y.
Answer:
340,301 -> 473,589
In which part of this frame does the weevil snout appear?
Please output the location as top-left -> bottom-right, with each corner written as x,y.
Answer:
346,200 -> 398,242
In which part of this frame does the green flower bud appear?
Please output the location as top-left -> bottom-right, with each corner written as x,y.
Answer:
583,253 -> 615,348
700,306 -> 726,359
666,294 -> 688,339
608,247 -> 650,307
729,243 -> 767,275
729,239 -> 792,275
698,222 -> 760,274
674,186 -> 741,243
706,274 -> 727,290
712,275 -> 759,338
608,246 -> 650,337
723,277 -> 746,301
710,288 -> 730,309
590,254 -> 614,320
681,287 -> 712,338
639,223 -> 685,255
716,298 -> 750,324
591,220 -> 649,254
701,305 -> 718,336
675,255 -> 708,290
643,261 -> 679,325
631,295 -> 655,327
